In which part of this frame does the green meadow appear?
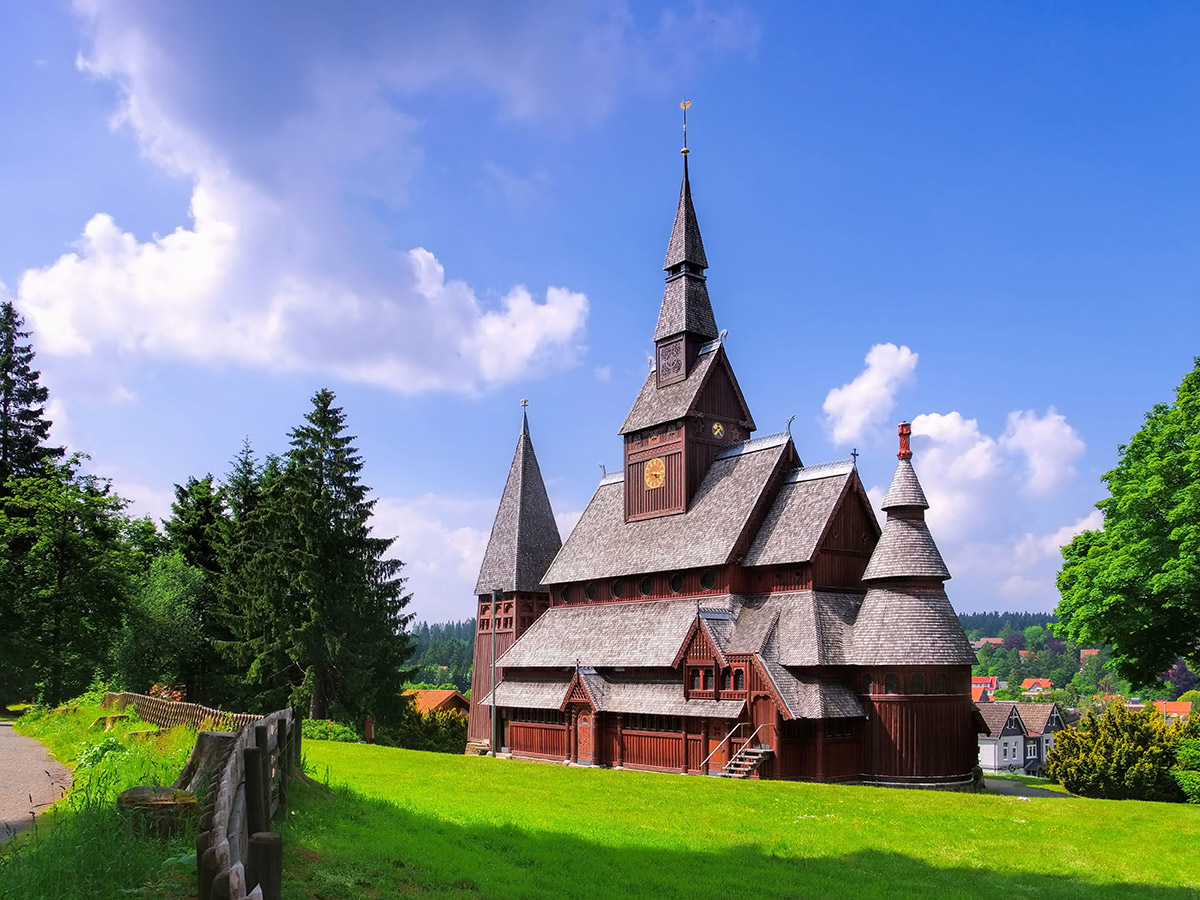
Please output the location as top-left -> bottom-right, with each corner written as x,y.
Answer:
283,740 -> 1200,900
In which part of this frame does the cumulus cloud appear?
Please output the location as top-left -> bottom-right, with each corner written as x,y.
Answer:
1001,407 -> 1086,495
18,2 -> 756,395
822,343 -> 918,444
1012,509 -> 1103,568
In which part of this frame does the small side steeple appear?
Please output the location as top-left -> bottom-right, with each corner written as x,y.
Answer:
474,402 -> 562,594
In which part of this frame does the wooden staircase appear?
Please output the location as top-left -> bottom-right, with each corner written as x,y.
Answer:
717,744 -> 773,778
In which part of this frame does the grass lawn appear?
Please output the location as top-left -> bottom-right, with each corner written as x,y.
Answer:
281,742 -> 1200,900
0,704 -> 199,900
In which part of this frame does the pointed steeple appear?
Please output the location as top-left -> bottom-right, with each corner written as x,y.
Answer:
862,423 -> 948,583
851,423 -> 975,666
474,404 -> 562,594
654,155 -> 719,343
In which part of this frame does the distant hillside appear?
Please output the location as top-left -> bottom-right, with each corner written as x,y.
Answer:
958,611 -> 1057,637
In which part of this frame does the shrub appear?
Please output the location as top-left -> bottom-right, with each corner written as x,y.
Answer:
1045,702 -> 1184,801
302,719 -> 361,743
380,706 -> 467,754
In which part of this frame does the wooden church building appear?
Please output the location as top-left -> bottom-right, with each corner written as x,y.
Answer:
467,149 -> 980,785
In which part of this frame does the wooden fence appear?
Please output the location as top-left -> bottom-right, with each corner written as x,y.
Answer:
102,692 -> 261,733
103,692 -> 299,900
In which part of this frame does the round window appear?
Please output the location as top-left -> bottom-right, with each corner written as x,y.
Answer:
585,582 -> 598,601
669,573 -> 684,594
560,585 -> 571,603
640,576 -> 653,596
700,570 -> 716,590
611,579 -> 625,599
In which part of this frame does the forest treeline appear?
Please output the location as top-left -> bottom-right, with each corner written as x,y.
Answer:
407,620 -> 475,693
0,302 -> 413,728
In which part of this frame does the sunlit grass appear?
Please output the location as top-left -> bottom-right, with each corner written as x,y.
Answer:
279,740 -> 1200,900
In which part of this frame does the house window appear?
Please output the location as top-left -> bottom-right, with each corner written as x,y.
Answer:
861,674 -> 872,695
1026,742 -> 1038,759
911,674 -> 925,694
935,674 -> 948,694
703,669 -> 713,690
701,570 -> 717,590
781,719 -> 816,740
1002,745 -> 1008,759
690,669 -> 701,690
560,585 -> 571,603
611,579 -> 625,599
955,674 -> 966,693
626,714 -> 681,733
734,669 -> 745,691
669,573 -> 684,593
722,670 -> 732,690
511,708 -> 566,725
885,674 -> 899,694
640,576 -> 653,596
826,719 -> 853,739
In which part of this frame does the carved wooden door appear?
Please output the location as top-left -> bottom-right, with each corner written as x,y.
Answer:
707,720 -> 728,767
577,711 -> 593,765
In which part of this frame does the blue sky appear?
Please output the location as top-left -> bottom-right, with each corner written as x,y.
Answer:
3,1 -> 1198,623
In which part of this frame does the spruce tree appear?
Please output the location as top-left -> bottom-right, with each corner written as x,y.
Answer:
242,391 -> 412,722
0,301 -> 63,486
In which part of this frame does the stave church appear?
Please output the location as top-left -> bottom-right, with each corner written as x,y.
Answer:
466,143 -> 981,784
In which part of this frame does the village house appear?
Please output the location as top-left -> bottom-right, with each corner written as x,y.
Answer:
466,148 -> 981,785
406,689 -> 470,717
1021,678 -> 1054,696
976,703 -> 1027,773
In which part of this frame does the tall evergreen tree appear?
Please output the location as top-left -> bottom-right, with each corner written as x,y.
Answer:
165,475 -> 228,574
241,391 -> 412,722
0,301 -> 63,487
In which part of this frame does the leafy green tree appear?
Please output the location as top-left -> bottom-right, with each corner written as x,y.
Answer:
1056,358 -> 1200,687
240,390 -> 413,722
1023,624 -> 1047,650
0,459 -> 132,704
0,301 -> 63,488
112,551 -> 206,695
1046,702 -> 1186,801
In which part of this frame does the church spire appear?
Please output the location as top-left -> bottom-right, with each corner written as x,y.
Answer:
474,403 -> 562,594
654,141 -> 718,344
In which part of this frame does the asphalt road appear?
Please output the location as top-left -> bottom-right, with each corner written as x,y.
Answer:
0,722 -> 71,840
983,776 -> 1069,799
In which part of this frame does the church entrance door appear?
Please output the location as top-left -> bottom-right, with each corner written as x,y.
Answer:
707,720 -> 729,768
576,711 -> 594,766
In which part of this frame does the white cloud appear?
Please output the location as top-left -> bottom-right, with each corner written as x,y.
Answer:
1012,509 -> 1103,568
15,2 -> 755,396
823,343 -> 918,444
1001,407 -> 1086,495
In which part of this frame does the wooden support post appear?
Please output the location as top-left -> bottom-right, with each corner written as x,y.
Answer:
276,718 -> 289,813
680,720 -> 688,774
569,711 -> 578,764
292,707 -> 303,774
212,869 -> 231,900
196,831 -> 212,900
255,723 -> 271,821
614,714 -> 623,769
701,718 -> 710,775
244,746 -> 268,836
247,831 -> 284,900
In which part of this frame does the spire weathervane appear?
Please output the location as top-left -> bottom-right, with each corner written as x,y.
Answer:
680,99 -> 691,155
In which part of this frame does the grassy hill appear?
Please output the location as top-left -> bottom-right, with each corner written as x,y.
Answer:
282,741 -> 1200,900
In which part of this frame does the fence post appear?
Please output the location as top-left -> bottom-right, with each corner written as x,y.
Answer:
248,831 -> 283,900
244,745 -> 268,836
276,718 -> 290,813
200,845 -> 220,900
292,707 -> 303,775
255,723 -> 271,821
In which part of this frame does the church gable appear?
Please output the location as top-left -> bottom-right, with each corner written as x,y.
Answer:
671,617 -> 729,669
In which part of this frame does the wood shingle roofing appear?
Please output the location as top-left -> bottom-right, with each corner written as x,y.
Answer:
618,344 -> 754,435
850,585 -> 977,666
474,413 -> 563,594
882,459 -> 929,510
654,274 -> 719,343
662,157 -> 708,272
860,517 -> 950,582
540,434 -> 792,583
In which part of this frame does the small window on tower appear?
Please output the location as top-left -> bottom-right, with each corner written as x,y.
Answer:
640,576 -> 653,596
701,570 -> 716,590
722,670 -> 732,690
734,669 -> 745,691
861,674 -> 872,695
911,674 -> 925,694
669,573 -> 684,594
585,582 -> 598,601
885,674 -> 899,694
611,579 -> 625,599
691,669 -> 701,690
560,586 -> 571,604
935,674 -> 948,694
703,670 -> 713,690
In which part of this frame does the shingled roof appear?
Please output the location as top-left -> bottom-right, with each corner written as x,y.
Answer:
473,411 -> 563,594
663,156 -> 708,271
976,701 -> 1024,738
653,274 -> 719,342
541,434 -> 792,583
742,462 -> 874,567
759,660 -> 864,719
619,343 -> 754,435
882,459 -> 928,510
850,584 -> 977,666
861,516 -> 950,581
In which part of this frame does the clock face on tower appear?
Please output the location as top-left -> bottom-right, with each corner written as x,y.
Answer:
644,457 -> 666,490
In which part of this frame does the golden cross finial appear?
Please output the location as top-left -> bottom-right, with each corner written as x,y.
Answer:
681,99 -> 691,155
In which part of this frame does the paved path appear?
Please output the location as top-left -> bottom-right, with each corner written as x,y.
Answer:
0,722 -> 71,841
984,776 -> 1070,799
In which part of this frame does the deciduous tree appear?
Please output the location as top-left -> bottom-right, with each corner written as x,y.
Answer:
1056,358 -> 1200,687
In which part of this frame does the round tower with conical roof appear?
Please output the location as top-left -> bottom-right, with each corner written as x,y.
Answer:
851,422 -> 980,784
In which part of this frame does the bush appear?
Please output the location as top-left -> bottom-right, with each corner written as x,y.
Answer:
1045,702 -> 1185,801
302,719 -> 361,743
380,706 -> 467,754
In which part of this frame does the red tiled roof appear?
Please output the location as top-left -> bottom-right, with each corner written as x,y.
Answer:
1021,678 -> 1053,690
1154,700 -> 1192,718
405,689 -> 469,715
1080,648 -> 1100,657
971,686 -> 992,703
972,676 -> 998,690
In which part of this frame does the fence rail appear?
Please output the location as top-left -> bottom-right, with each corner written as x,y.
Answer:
103,692 -> 299,900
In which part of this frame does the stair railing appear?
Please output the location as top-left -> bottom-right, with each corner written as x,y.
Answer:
700,722 -> 774,773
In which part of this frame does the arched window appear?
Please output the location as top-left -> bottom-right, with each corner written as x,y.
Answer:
935,674 -> 948,694
722,670 -> 732,690
955,674 -> 966,694
734,669 -> 745,691
885,674 -> 899,694
911,673 -> 925,694
639,576 -> 653,596
669,573 -> 684,594
703,669 -> 713,690
861,674 -> 873,695
690,669 -> 701,690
